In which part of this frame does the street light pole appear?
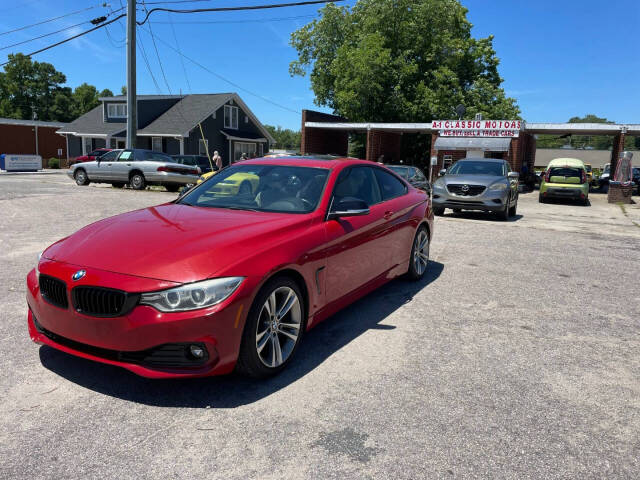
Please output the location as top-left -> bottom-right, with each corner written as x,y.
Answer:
126,0 -> 137,148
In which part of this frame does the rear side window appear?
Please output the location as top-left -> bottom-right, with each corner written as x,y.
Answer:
374,168 -> 407,200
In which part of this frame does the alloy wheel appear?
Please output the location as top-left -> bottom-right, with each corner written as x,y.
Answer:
255,286 -> 302,368
413,229 -> 429,276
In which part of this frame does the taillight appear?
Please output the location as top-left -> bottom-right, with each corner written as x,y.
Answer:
544,169 -> 550,182
581,170 -> 587,184
157,166 -> 168,172
157,166 -> 198,174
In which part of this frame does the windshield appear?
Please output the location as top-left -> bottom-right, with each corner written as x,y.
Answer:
387,166 -> 409,179
178,164 -> 329,213
448,161 -> 504,176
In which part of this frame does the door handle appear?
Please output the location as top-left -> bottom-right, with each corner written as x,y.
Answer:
126,163 -> 131,166
384,210 -> 394,219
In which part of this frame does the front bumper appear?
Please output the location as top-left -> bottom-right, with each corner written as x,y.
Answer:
432,187 -> 508,212
26,263 -> 254,378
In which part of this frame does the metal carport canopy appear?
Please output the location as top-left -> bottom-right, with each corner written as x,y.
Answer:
434,136 -> 512,151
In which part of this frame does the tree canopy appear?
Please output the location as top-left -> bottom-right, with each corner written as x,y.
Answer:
290,0 -> 520,122
0,54 -> 115,122
264,125 -> 301,151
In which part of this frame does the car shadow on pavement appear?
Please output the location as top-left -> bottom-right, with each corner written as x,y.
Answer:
39,261 -> 444,408
442,211 -> 524,222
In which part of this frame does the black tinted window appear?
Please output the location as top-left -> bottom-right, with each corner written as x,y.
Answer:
374,168 -> 407,200
333,167 -> 381,206
448,161 -> 505,176
100,150 -> 119,161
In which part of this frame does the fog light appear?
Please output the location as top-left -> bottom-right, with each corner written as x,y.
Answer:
189,344 -> 205,359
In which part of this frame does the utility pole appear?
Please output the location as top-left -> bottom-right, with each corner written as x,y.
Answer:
32,110 -> 39,156
126,0 -> 137,148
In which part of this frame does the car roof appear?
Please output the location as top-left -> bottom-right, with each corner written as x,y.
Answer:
240,155 -> 370,169
548,158 -> 585,168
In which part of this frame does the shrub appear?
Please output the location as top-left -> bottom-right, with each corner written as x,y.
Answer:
48,158 -> 60,169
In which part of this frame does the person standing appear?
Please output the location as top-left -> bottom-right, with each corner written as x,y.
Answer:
212,150 -> 222,170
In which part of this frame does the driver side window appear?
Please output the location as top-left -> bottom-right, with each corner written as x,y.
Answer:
332,167 -> 381,208
100,150 -> 118,161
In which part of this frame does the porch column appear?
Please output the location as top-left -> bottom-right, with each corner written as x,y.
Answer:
179,137 -> 184,155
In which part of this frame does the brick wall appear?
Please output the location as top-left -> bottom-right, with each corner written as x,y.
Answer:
300,110 -> 348,156
0,124 -> 66,166
366,130 -> 402,162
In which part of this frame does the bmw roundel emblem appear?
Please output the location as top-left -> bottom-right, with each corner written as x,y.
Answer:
72,270 -> 86,281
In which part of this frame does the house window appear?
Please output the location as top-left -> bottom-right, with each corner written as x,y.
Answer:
198,138 -> 209,156
234,142 -> 256,162
107,103 -> 127,118
224,105 -> 238,129
109,138 -> 117,148
152,137 -> 163,152
83,137 -> 92,155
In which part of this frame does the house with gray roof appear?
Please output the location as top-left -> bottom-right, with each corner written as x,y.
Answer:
58,93 -> 275,165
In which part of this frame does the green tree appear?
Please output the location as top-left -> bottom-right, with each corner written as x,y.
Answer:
290,0 -> 520,123
264,125 -> 301,151
120,85 -> 127,95
0,53 -> 71,121
72,83 -> 100,118
537,114 -> 615,150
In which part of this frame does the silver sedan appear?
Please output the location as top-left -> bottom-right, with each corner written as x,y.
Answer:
68,149 -> 200,192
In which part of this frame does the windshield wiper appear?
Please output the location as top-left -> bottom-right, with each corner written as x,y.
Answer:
221,205 -> 261,212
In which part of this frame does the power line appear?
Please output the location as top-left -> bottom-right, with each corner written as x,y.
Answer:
167,12 -> 192,93
137,0 -> 344,25
145,20 -> 172,94
136,33 -> 162,93
152,14 -> 315,24
0,3 -> 110,37
139,0 -> 214,4
142,24 -> 300,114
0,14 -> 126,67
0,7 -> 126,52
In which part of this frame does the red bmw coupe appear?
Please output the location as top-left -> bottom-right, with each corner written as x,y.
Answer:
27,156 -> 434,378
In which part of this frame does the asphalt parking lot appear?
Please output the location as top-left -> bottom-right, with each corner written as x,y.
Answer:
2,172 -> 640,479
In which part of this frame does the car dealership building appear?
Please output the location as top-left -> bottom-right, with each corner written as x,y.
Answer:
300,109 -> 639,197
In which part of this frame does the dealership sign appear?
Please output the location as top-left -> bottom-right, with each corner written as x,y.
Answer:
3,154 -> 42,171
433,120 -> 522,138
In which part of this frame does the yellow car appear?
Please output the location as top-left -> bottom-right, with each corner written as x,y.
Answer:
198,171 -> 260,196
584,163 -> 594,185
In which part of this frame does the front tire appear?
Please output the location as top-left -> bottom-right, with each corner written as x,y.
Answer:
236,277 -> 305,378
407,226 -> 429,280
433,206 -> 445,216
499,202 -> 510,221
509,198 -> 517,216
130,172 -> 146,190
74,169 -> 89,186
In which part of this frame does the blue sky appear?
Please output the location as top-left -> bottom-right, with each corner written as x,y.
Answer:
1,0 -> 638,129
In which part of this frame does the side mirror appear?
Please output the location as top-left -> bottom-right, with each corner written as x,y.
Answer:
439,169 -> 447,176
328,198 -> 370,220
508,171 -> 519,179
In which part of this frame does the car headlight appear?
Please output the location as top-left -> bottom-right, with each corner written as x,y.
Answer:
36,252 -> 42,278
139,277 -> 244,312
488,182 -> 508,191
433,179 -> 445,190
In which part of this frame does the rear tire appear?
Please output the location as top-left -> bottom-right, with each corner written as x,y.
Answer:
407,225 -> 429,280
538,194 -> 546,203
433,206 -> 445,216
130,172 -> 146,190
236,276 -> 305,378
74,169 -> 89,186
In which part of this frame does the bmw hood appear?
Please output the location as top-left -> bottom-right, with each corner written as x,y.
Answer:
42,204 -> 311,283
